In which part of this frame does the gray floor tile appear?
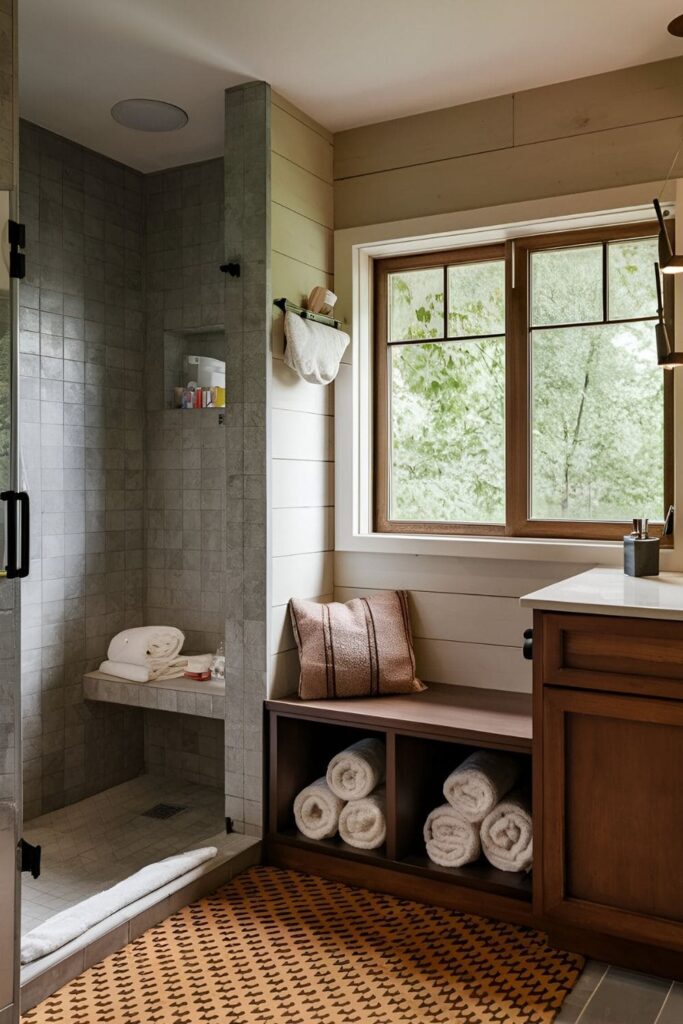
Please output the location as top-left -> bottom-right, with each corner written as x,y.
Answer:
555,961 -> 608,1024
578,966 -> 671,1024
655,982 -> 683,1024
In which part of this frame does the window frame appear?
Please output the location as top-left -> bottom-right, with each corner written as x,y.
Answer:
373,221 -> 673,541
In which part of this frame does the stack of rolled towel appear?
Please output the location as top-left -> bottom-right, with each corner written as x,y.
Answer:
424,749 -> 532,873
100,626 -> 187,683
293,738 -> 386,850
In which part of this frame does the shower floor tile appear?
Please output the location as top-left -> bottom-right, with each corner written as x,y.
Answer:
21,774 -> 237,934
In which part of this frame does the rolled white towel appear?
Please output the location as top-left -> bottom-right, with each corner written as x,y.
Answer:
293,778 -> 343,840
99,660 -> 151,683
326,738 -> 385,800
480,791 -> 533,873
108,626 -> 185,669
338,787 -> 386,850
443,749 -> 521,824
423,804 -> 481,868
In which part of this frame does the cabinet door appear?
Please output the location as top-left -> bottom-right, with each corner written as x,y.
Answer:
541,686 -> 683,951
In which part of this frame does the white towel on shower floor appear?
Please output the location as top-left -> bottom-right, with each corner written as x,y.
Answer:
443,749 -> 521,824
293,777 -> 344,840
423,804 -> 481,868
326,738 -> 385,800
21,846 -> 217,964
480,791 -> 533,873
338,787 -> 386,850
107,626 -> 185,670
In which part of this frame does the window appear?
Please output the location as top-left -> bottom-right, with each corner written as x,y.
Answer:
374,222 -> 673,540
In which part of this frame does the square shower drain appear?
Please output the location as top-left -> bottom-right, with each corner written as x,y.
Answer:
141,803 -> 187,820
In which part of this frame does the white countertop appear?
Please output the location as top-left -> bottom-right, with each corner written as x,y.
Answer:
520,567 -> 683,621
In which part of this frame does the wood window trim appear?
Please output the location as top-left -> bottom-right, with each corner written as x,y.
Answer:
374,222 -> 674,542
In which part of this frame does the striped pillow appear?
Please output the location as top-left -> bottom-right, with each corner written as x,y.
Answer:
289,590 -> 425,700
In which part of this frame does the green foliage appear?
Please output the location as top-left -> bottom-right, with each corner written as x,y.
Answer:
387,238 -> 664,526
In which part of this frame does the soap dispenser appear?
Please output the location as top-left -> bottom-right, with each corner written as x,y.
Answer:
623,507 -> 673,577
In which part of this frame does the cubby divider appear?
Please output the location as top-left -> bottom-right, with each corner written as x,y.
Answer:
266,683 -> 533,924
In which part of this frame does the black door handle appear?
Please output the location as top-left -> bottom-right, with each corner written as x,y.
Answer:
522,627 -> 533,660
19,838 -> 41,878
1,490 -> 30,578
17,491 -> 30,577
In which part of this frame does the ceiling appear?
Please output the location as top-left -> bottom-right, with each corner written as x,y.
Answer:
19,0 -> 683,173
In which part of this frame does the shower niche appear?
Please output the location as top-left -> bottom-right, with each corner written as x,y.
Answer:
164,325 -> 226,409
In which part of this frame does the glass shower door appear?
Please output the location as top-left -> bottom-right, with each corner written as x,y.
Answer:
0,189 -> 25,1024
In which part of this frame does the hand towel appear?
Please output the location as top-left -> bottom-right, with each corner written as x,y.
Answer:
326,737 -> 385,800
293,778 -> 343,840
338,787 -> 386,850
443,749 -> 521,824
423,804 -> 481,868
284,310 -> 349,385
480,791 -> 533,873
99,660 -> 151,683
107,626 -> 185,669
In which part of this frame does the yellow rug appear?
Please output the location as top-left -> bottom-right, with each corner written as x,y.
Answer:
22,866 -> 583,1024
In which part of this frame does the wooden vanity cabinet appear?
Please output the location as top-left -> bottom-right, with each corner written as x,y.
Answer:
535,610 -> 683,974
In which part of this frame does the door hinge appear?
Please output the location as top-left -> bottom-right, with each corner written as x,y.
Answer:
19,838 -> 41,879
8,220 -> 26,279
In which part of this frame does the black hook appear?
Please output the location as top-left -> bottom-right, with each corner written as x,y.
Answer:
220,262 -> 241,277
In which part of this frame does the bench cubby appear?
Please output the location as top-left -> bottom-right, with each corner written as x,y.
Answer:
265,683 -> 533,924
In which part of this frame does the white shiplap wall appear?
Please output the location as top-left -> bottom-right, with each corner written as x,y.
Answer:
334,552 -> 587,693
269,94 -> 335,698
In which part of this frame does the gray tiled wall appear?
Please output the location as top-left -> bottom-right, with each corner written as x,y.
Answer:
144,710 -> 223,790
17,126 -> 232,820
18,122 -> 146,818
222,83 -> 271,836
143,161 -> 226,656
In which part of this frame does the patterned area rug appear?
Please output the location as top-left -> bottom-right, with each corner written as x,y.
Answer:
22,866 -> 583,1024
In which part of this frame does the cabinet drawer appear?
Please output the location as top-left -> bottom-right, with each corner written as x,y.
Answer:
540,612 -> 683,698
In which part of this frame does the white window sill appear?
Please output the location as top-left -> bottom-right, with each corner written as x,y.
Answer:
337,530 -> 679,566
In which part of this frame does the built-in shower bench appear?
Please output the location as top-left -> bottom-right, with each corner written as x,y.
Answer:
83,670 -> 225,720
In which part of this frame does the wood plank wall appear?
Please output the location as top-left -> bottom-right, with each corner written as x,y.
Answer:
0,0 -> 16,190
333,56 -> 683,228
330,58 -> 683,692
269,93 -> 335,698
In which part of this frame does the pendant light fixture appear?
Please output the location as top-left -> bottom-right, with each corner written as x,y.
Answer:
653,261 -> 683,368
653,197 -> 683,274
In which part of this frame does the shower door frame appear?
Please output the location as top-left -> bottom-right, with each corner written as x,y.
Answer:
0,184 -> 23,1024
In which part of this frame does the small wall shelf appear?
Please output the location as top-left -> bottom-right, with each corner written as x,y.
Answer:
265,683 -> 533,925
83,670 -> 225,720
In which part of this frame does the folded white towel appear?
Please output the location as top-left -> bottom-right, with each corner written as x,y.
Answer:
423,804 -> 481,868
284,310 -> 350,385
293,777 -> 343,840
108,626 -> 185,669
99,658 -> 187,683
339,787 -> 386,850
480,791 -> 533,873
21,846 -> 217,964
443,749 -> 521,824
99,660 -> 150,683
326,738 -> 385,800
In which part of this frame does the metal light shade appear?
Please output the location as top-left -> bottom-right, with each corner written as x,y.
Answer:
653,198 -> 683,274
654,260 -> 683,368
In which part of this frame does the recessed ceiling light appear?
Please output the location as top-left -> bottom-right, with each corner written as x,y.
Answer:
111,98 -> 188,132
667,13 -> 683,36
